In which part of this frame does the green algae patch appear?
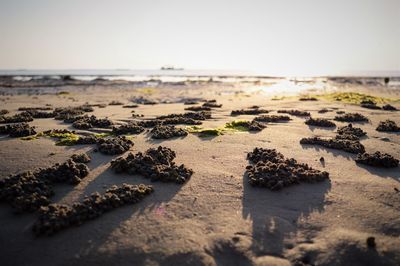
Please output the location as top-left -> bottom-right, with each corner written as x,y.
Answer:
20,132 -> 44,141
20,135 -> 38,141
21,131 -> 81,145
137,87 -> 157,95
318,92 -> 398,104
186,126 -> 225,137
186,120 -> 255,138
94,132 -> 112,138
270,96 -> 295,101
46,132 -> 80,146
20,129 -> 118,145
124,135 -> 136,141
225,120 -> 253,132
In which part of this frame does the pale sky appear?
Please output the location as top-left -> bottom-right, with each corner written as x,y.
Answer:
0,0 -> 399,76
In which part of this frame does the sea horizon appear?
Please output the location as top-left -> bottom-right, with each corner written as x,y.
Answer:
0,68 -> 399,78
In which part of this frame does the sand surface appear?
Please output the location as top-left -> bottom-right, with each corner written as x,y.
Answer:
1,78 -> 400,266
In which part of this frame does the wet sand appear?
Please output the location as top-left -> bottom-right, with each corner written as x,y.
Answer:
1,78 -> 400,265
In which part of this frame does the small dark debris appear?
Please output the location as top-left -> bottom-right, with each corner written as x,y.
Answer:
366,237 -> 376,249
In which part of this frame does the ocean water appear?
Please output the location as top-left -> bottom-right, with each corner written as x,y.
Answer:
1,69 -> 399,86
0,69 -> 280,83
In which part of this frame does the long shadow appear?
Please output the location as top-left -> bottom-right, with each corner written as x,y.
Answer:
144,134 -> 188,144
375,131 -> 400,136
40,149 -> 185,264
0,135 -> 10,141
2,144 -> 186,265
73,169 -> 183,264
355,162 -> 400,181
242,173 -> 331,257
300,144 -> 354,160
306,125 -> 337,133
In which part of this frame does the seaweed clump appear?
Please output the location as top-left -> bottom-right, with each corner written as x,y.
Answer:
183,100 -> 199,105
300,136 -> 365,154
231,108 -> 269,116
0,112 -> 33,123
305,118 -> 336,128
360,100 -> 381,110
336,124 -> 366,139
225,120 -> 266,131
18,107 -> 53,111
202,100 -> 222,108
355,152 -> 399,168
110,146 -> 193,184
43,129 -> 81,146
246,148 -> 329,190
0,109 -> 9,115
123,104 -> 139,108
135,119 -> 162,128
184,106 -> 211,112
186,126 -> 225,137
70,153 -> 91,163
319,92 -> 391,104
318,108 -> 330,114
72,115 -> 113,129
112,123 -> 145,135
158,111 -> 211,121
53,106 -> 93,120
131,96 -> 158,105
150,125 -> 188,139
109,100 -> 124,105
45,129 -> 99,145
382,104 -> 398,111
0,155 -> 90,213
376,120 -> 400,132
299,97 -> 317,101
32,184 -> 153,236
96,136 -> 134,155
0,123 -> 36,137
0,172 -> 53,213
334,113 -> 369,123
160,117 -> 201,126
253,115 -> 291,123
21,109 -> 55,119
36,158 -> 90,185
277,110 -> 310,117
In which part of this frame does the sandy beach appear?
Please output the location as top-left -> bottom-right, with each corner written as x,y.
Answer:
1,77 -> 400,266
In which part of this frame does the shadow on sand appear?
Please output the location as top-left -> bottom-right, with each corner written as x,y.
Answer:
355,162 -> 400,181
300,143 -> 354,160
1,149 -> 185,266
242,173 -> 331,257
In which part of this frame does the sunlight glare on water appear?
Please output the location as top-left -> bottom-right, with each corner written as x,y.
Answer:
245,78 -> 328,96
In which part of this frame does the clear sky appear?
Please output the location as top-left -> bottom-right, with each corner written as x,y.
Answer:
0,0 -> 399,76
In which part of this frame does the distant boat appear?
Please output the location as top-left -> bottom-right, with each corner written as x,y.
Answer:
160,65 -> 184,71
